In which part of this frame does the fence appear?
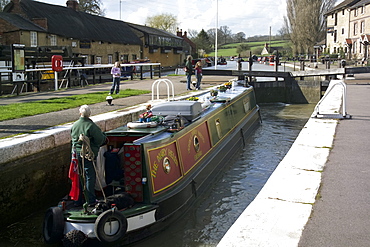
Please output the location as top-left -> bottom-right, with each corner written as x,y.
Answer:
0,63 -> 161,96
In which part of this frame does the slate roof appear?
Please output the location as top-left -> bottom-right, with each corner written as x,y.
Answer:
351,0 -> 370,8
326,0 -> 361,14
127,22 -> 182,40
0,12 -> 45,32
4,0 -> 142,45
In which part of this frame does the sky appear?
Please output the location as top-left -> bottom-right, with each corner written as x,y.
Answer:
35,0 -> 290,37
35,0 -> 344,37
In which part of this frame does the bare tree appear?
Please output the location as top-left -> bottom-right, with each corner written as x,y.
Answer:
219,25 -> 232,44
145,13 -> 178,33
78,0 -> 105,16
186,29 -> 199,39
0,0 -> 10,11
285,0 -> 336,55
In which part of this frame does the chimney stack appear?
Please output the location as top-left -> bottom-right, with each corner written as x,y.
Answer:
66,0 -> 79,10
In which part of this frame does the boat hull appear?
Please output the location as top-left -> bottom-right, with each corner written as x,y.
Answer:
44,83 -> 261,246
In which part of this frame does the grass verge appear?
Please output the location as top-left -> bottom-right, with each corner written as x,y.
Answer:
0,88 -> 151,121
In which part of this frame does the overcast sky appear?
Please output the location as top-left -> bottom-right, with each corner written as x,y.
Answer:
35,0 -> 340,37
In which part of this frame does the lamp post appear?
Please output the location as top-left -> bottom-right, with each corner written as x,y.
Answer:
215,0 -> 218,70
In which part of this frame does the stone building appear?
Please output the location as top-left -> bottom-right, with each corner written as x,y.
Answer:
0,0 -> 187,67
326,0 -> 370,60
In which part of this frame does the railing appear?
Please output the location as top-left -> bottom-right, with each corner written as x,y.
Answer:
313,79 -> 351,119
0,63 -> 161,96
151,79 -> 174,102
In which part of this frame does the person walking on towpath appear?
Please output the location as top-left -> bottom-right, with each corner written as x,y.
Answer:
110,61 -> 121,94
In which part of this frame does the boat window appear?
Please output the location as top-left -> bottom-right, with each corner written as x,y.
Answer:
163,157 -> 171,174
193,136 -> 200,152
216,119 -> 222,139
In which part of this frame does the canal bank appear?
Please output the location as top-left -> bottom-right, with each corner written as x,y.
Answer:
0,70 -> 365,246
218,75 -> 370,246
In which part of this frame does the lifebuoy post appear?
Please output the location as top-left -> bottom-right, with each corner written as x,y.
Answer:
52,55 -> 63,90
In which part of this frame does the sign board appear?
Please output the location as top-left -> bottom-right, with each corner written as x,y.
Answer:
52,55 -> 63,72
11,44 -> 25,81
12,72 -> 25,81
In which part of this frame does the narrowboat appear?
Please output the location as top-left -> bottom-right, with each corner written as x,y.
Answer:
42,79 -> 261,246
217,57 -> 227,65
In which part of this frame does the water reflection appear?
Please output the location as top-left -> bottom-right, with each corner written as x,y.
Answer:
0,103 -> 314,247
133,103 -> 315,247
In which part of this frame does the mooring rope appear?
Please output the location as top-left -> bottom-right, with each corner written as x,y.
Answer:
79,134 -> 107,203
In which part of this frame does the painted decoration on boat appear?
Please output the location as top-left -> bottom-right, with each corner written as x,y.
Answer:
177,122 -> 212,174
147,142 -> 182,194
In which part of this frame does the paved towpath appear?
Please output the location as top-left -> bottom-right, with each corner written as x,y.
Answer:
0,75 -> 232,139
217,72 -> 370,247
298,75 -> 370,246
2,67 -> 370,246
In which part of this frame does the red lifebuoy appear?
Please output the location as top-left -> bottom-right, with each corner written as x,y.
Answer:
42,207 -> 65,244
94,209 -> 127,243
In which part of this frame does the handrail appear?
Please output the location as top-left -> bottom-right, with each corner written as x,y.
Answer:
313,79 -> 351,119
151,79 -> 174,102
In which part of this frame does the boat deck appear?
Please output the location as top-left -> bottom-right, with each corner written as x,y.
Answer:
106,85 -> 252,144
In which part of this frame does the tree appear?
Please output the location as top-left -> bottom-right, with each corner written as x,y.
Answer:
0,0 -> 10,11
193,29 -> 213,55
219,25 -> 232,44
145,13 -> 178,33
186,29 -> 199,39
284,0 -> 336,55
79,0 -> 105,16
206,28 -> 216,47
234,32 -> 246,43
236,43 -> 250,56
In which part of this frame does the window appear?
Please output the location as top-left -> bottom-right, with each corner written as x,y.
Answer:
50,35 -> 57,46
354,22 -> 358,35
96,56 -> 102,64
342,28 -> 345,35
30,31 -> 37,47
132,54 -> 137,61
354,8 -> 358,17
122,54 -> 129,63
108,55 -> 113,64
360,6 -> 364,14
353,41 -> 357,54
361,21 -> 365,33
82,55 -> 88,64
334,30 -> 337,43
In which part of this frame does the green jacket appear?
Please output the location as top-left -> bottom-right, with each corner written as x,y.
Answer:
71,117 -> 106,156
185,60 -> 193,75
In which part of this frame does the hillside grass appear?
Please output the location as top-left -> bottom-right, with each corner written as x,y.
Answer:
0,88 -> 151,121
208,40 -> 290,57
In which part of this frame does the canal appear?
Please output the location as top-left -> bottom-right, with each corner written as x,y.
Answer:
0,102 -> 315,247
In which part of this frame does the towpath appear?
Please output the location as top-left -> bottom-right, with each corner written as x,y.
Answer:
218,72 -> 370,246
1,66 -> 370,246
297,74 -> 370,247
0,75 -> 231,139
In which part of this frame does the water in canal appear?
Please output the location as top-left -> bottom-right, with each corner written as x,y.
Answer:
0,102 -> 315,247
